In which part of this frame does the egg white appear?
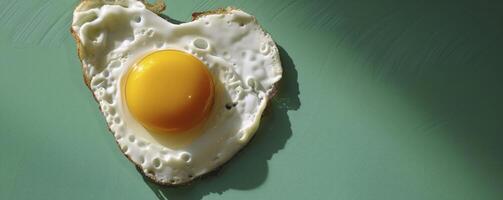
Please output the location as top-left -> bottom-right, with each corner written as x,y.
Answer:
71,0 -> 282,185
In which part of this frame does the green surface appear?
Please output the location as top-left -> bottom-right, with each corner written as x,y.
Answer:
1,0 -> 503,199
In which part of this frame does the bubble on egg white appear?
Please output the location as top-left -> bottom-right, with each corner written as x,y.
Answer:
137,139 -> 149,148
180,153 -> 192,163
192,38 -> 210,51
138,155 -> 146,165
152,157 -> 162,169
134,15 -> 142,23
128,135 -> 136,143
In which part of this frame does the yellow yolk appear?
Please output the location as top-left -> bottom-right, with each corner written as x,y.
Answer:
124,50 -> 214,133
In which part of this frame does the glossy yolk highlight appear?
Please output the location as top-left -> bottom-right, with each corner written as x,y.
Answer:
124,50 -> 214,133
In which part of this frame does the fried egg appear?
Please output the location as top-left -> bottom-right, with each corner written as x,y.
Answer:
71,0 -> 282,185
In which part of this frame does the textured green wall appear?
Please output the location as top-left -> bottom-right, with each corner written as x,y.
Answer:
1,0 -> 502,199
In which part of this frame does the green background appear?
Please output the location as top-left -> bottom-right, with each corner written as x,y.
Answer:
1,0 -> 502,199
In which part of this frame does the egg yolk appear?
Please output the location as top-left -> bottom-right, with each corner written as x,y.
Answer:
124,50 -> 214,133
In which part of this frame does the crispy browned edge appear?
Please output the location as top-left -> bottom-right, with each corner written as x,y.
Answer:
70,0 -> 282,187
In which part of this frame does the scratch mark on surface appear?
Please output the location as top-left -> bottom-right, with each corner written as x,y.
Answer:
193,0 -> 211,13
414,117 -> 449,135
15,1 -> 53,43
270,0 -> 300,22
0,1 -> 21,26
1,0 -> 74,47
0,1 -> 17,22
39,9 -> 71,46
